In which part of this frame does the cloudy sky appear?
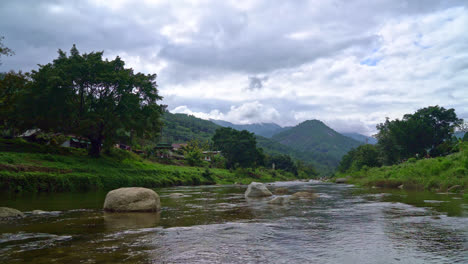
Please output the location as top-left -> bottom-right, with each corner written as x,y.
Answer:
1,0 -> 467,135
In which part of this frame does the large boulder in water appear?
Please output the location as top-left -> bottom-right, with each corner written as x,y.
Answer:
245,182 -> 272,198
103,187 -> 161,212
0,207 -> 24,219
290,191 -> 318,199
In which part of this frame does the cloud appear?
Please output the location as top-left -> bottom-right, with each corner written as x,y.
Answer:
171,101 -> 280,125
247,76 -> 268,90
0,0 -> 467,136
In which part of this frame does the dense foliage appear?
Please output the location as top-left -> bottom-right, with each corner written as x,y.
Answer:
337,142 -> 468,192
0,71 -> 28,137
376,106 -> 462,165
162,112 -> 220,143
266,154 -> 298,175
338,106 -> 464,176
16,46 -> 163,156
213,127 -> 265,168
337,144 -> 382,173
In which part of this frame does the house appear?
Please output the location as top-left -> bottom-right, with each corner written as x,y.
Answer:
61,137 -> 90,149
154,143 -> 173,158
172,143 -> 188,151
202,151 -> 221,161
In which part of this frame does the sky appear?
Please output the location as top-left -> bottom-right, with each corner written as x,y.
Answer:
1,0 -> 467,135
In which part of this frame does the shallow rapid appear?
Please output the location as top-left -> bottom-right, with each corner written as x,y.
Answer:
1,181 -> 467,263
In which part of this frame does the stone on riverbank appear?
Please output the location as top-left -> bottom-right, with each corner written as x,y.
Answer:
103,187 -> 161,212
245,182 -> 272,198
290,191 -> 318,199
0,207 -> 24,219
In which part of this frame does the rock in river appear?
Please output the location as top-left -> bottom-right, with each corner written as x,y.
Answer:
290,191 -> 318,199
0,207 -> 24,219
335,178 -> 348,184
103,187 -> 161,212
245,182 -> 272,198
169,193 -> 185,198
273,187 -> 289,195
268,196 -> 290,205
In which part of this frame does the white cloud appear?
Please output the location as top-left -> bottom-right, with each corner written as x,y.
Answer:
1,1 -> 467,136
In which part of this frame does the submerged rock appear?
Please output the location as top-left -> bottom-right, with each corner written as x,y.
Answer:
0,207 -> 24,219
273,187 -> 289,195
169,193 -> 185,198
104,212 -> 160,230
245,182 -> 272,198
103,187 -> 161,212
268,196 -> 290,205
290,191 -> 318,199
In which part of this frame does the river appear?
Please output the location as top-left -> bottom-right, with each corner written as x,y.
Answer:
1,181 -> 467,263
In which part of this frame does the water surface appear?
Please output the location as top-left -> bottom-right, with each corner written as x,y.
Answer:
1,182 -> 467,263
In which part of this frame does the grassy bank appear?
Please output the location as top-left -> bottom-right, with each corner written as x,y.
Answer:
0,139 -> 300,193
335,145 -> 468,193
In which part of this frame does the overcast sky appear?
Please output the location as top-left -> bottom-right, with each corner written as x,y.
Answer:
1,0 -> 467,135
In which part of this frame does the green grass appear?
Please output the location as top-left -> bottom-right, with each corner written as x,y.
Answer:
335,145 -> 468,192
0,139 -> 299,193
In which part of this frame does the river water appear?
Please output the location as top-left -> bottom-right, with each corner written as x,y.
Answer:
1,181 -> 467,263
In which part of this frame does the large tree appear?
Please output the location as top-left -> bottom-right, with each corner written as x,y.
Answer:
0,71 -> 29,137
212,127 -> 264,168
23,45 -> 163,156
375,105 -> 462,163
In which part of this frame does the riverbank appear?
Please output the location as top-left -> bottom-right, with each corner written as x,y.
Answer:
334,146 -> 468,196
0,139 -> 300,193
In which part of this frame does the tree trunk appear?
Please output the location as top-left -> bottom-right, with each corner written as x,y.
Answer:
89,138 -> 102,157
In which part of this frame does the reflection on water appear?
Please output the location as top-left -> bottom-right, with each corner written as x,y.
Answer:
0,182 -> 467,263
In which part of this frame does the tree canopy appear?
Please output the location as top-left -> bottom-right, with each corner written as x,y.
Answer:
212,127 -> 264,168
375,106 -> 462,163
22,45 -> 163,156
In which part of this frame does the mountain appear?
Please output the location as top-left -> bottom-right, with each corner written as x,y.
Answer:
161,112 -> 221,143
211,119 -> 289,138
342,132 -> 377,144
162,113 -> 360,175
271,120 -> 362,164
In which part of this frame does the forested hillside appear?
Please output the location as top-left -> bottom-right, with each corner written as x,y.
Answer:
162,113 -> 358,175
342,132 -> 377,144
211,119 -> 290,138
161,112 -> 220,143
271,120 -> 362,163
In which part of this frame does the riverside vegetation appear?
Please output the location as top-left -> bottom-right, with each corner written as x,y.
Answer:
335,106 -> 467,197
0,138 -> 302,193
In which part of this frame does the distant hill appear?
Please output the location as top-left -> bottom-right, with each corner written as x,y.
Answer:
211,119 -> 289,138
161,112 -> 221,143
162,113 -> 361,175
271,120 -> 362,164
342,132 -> 377,144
